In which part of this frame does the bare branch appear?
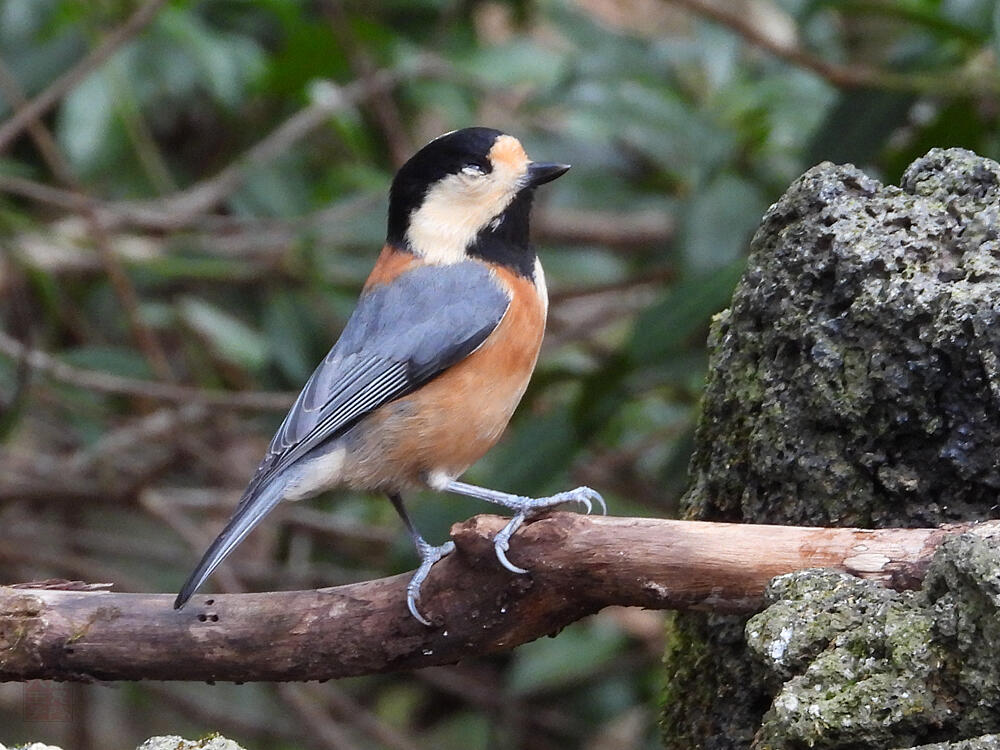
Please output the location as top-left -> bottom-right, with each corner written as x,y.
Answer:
0,330 -> 293,411
0,55 -> 174,380
97,66 -> 432,231
2,514 -> 995,683
669,0 -> 1000,95
0,0 -> 169,153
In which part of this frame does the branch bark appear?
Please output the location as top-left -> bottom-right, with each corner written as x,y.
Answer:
2,514 -> 995,683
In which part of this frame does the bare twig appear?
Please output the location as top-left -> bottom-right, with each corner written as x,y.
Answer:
2,514 -> 995,682
0,330 -> 293,411
1,65 -> 432,236
140,488 -> 246,596
0,56 -> 174,380
534,207 -> 674,251
0,0 -> 169,153
322,0 -> 413,167
98,65 -> 434,231
277,684 -> 363,750
319,683 -> 423,750
669,0 -> 1000,95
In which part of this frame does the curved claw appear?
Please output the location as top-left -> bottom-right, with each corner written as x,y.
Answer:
406,539 -> 455,626
576,487 -> 608,516
493,514 -> 528,574
407,591 -> 431,626
556,486 -> 606,516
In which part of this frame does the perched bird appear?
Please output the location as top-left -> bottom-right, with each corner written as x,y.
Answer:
174,127 -> 604,624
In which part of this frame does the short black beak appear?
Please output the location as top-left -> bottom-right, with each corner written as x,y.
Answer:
527,162 -> 571,186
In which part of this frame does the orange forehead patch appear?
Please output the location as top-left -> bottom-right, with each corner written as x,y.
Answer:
489,135 -> 528,172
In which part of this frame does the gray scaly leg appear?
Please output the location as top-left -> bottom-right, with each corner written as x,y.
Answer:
442,480 -> 605,574
388,492 -> 454,625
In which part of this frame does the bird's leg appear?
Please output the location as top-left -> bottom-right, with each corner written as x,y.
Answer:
388,492 -> 454,626
441,480 -> 605,574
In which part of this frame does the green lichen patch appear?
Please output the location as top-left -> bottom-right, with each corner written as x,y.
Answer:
745,535 -> 1000,749
899,735 -> 1000,750
922,535 -> 1000,736
748,570 -> 946,749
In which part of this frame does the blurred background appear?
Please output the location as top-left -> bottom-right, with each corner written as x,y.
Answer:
0,0 -> 997,748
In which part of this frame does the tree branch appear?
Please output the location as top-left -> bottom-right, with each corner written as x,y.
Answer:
669,0 -> 1000,96
2,514 -> 995,683
0,0 -> 169,153
0,330 -> 293,411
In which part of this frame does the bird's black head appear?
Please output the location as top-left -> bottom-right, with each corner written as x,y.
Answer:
386,127 -> 569,276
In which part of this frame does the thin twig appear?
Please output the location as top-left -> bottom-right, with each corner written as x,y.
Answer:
101,64 -> 437,231
320,683 -> 424,750
322,0 -> 413,167
277,684 -> 363,750
669,0 -> 1000,95
0,330 -> 293,411
1,64 -> 433,235
0,55 -> 174,380
0,0 -> 169,153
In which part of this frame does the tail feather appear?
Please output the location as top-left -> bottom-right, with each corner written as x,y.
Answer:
174,478 -> 288,609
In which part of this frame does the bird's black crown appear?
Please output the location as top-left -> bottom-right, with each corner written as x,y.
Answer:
386,127 -> 504,246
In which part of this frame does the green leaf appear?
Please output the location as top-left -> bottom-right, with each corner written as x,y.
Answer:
61,346 -> 153,379
155,6 -> 265,108
627,261 -> 745,366
178,296 -> 268,372
56,69 -> 115,172
419,712 -> 490,750
681,174 -> 767,272
460,39 -> 566,88
507,618 -> 626,695
994,1 -> 1000,65
478,407 -> 579,495
263,290 -> 314,383
806,88 -> 915,168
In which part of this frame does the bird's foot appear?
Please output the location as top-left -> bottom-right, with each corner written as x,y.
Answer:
406,538 -> 455,626
491,486 -> 606,574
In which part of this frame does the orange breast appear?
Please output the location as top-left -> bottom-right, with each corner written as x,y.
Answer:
340,263 -> 546,491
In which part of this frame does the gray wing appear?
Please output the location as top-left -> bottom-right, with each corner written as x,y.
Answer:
248,259 -> 510,495
174,259 -> 510,609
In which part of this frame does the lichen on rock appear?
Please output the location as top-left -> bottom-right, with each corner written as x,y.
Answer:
747,570 -> 942,749
900,736 -> 1000,750
136,736 -> 246,750
746,534 -> 1000,749
661,147 -> 1000,749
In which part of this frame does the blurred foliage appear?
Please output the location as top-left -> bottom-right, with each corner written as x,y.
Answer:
0,0 -> 998,748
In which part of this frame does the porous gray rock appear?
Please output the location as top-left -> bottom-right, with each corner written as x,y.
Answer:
136,736 -> 245,750
745,534 -> 1000,749
661,148 -> 1000,749
2,737 -> 245,750
900,737 -> 1000,750
690,147 -> 1000,527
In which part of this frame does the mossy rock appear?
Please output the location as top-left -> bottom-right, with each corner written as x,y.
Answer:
662,148 -> 1000,749
745,534 -> 1000,749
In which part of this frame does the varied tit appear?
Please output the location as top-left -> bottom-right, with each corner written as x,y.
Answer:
174,127 -> 604,625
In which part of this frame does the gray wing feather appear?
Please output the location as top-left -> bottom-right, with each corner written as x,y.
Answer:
245,260 -> 510,496
174,259 -> 510,609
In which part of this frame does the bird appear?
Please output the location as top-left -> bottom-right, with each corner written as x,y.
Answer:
174,127 -> 604,624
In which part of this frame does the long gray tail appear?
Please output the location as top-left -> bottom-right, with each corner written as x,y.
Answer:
173,477 -> 288,609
